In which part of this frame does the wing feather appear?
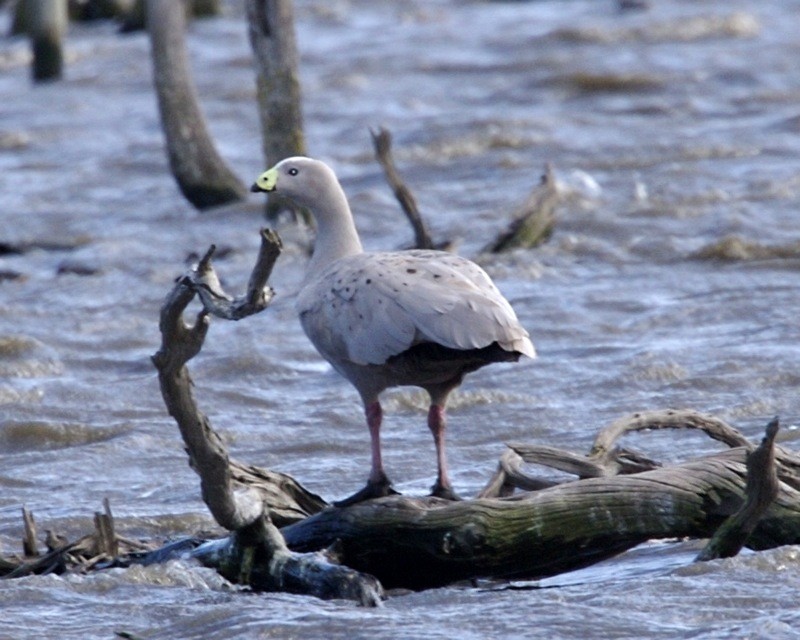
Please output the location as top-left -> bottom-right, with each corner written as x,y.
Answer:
297,251 -> 534,366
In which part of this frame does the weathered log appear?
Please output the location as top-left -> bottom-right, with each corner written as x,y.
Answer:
22,506 -> 39,557
246,0 -> 307,222
282,434 -> 800,589
92,497 -> 119,558
191,519 -> 383,605
151,228 -> 382,605
146,0 -> 247,209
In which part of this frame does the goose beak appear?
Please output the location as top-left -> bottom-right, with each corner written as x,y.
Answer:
251,167 -> 278,193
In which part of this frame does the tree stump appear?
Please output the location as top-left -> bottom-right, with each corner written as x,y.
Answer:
246,0 -> 308,222
146,0 -> 247,209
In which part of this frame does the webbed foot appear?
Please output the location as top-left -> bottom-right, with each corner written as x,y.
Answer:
430,481 -> 461,501
334,477 -> 400,507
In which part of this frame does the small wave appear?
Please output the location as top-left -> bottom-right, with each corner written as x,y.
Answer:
551,12 -> 759,45
0,420 -> 131,453
118,560 -> 237,591
383,387 -> 532,412
693,235 -> 800,262
674,545 -> 800,578
0,335 -> 64,378
626,359 -> 689,386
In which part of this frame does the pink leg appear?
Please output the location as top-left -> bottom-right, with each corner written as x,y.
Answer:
333,401 -> 397,507
366,401 -> 387,484
428,404 -> 458,500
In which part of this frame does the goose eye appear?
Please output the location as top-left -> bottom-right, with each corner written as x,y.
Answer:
288,167 -> 299,176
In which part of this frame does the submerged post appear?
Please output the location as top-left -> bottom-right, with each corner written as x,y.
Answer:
27,0 -> 68,82
145,0 -> 247,210
246,0 -> 308,221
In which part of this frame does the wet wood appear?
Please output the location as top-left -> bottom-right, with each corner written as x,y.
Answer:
146,0 -> 247,209
697,417 -> 781,561
4,501 -> 153,578
246,0 -> 308,222
281,425 -> 799,589
151,229 -> 324,528
25,0 -> 68,81
483,163 -> 559,253
371,127 -> 438,250
22,507 -> 39,557
151,228 -> 381,605
93,498 -> 119,558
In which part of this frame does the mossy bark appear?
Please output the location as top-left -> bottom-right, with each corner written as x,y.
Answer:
280,448 -> 800,589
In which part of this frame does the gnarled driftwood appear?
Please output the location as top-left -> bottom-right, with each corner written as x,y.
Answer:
151,230 -> 800,595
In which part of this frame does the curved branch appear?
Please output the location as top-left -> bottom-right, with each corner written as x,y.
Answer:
371,127 -> 439,250
152,228 -> 321,528
151,230 -> 384,604
590,408 -> 752,456
697,417 -> 781,561
192,228 -> 282,320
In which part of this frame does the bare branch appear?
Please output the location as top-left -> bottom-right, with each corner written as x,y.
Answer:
590,408 -> 752,457
697,417 -> 781,561
371,127 -> 438,250
192,228 -> 282,320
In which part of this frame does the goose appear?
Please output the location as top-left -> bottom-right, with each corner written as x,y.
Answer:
251,157 -> 535,505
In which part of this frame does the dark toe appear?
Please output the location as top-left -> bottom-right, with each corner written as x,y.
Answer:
430,483 -> 461,501
334,479 -> 400,507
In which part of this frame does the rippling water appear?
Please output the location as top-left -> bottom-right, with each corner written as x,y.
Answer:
2,0 -> 800,637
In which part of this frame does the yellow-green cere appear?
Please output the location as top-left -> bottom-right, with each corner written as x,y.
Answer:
253,167 -> 278,192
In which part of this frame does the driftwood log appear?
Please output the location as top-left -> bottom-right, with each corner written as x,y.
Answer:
482,162 -> 559,254
151,228 -> 382,605
146,230 -> 800,599
372,126 -> 557,254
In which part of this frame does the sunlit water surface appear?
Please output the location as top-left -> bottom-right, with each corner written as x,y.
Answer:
2,0 -> 800,638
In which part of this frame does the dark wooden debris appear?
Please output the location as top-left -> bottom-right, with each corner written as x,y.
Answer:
697,417 -> 781,561
482,163 -> 559,253
370,127 -> 440,251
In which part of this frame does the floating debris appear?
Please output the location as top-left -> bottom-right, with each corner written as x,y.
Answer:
693,235 -> 800,262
